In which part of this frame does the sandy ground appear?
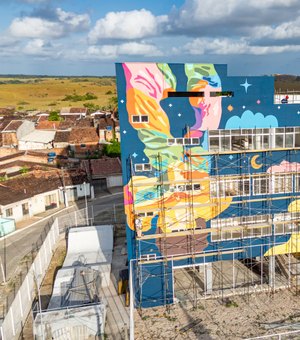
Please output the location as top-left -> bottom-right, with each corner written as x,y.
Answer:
134,289 -> 300,339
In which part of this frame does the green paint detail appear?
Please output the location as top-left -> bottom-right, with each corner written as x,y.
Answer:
185,63 -> 217,90
138,129 -> 183,170
157,63 -> 177,90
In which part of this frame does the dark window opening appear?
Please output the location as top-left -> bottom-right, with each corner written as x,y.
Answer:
168,92 -> 204,97
210,91 -> 234,97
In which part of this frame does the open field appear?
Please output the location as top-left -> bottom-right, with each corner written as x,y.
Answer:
0,76 -> 116,111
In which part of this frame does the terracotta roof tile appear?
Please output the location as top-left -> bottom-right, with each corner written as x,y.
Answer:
0,169 -> 88,205
69,127 -> 99,144
90,158 -> 122,176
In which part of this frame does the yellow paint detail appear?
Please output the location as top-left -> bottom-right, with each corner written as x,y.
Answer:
288,199 -> 300,213
264,233 -> 300,256
251,155 -> 263,170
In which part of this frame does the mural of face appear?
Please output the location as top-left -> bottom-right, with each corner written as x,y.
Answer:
122,62 -> 229,256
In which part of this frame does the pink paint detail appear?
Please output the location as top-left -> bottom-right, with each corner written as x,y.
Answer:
124,186 -> 133,205
122,63 -> 168,103
189,130 -> 203,138
267,160 -> 300,173
123,64 -> 133,91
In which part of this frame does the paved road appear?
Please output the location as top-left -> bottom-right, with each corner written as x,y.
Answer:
0,191 -> 124,283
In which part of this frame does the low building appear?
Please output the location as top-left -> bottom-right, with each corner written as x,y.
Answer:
68,127 -> 99,157
60,107 -> 87,120
18,130 -> 56,150
82,158 -> 122,191
0,169 -> 92,222
1,120 -> 35,148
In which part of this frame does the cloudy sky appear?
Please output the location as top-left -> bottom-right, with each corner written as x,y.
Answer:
0,0 -> 299,76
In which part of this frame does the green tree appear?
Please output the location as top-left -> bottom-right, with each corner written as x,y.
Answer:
102,140 -> 121,157
48,111 -> 61,121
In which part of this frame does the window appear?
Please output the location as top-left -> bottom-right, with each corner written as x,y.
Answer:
274,212 -> 300,235
211,214 -> 271,242
80,143 -> 86,148
167,137 -> 200,146
168,91 -> 204,97
210,176 -> 250,198
208,126 -> 300,153
45,194 -> 57,210
134,163 -> 152,172
271,174 -> 292,194
210,91 -> 234,97
132,115 -> 149,123
22,203 -> 29,216
138,211 -> 155,217
140,254 -> 157,261
6,208 -> 12,217
169,183 -> 203,193
253,175 -> 269,195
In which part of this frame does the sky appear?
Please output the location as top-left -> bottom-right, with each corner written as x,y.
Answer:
0,0 -> 299,76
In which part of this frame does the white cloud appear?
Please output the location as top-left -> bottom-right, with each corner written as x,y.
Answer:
184,37 -> 300,55
9,8 -> 90,39
9,17 -> 64,38
88,9 -> 167,43
23,39 -> 61,58
253,18 -> 300,41
87,42 -> 162,59
56,8 -> 90,32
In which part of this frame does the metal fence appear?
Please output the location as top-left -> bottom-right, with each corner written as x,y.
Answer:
0,219 -> 59,339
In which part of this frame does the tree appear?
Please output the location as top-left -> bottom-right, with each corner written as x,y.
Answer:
102,140 -> 121,157
48,111 -> 61,121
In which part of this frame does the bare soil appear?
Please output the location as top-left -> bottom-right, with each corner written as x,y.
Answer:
135,289 -> 300,339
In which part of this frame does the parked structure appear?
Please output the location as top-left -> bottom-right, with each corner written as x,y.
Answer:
116,62 -> 300,308
33,225 -> 112,339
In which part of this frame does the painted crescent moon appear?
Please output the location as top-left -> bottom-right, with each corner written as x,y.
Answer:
251,155 -> 263,170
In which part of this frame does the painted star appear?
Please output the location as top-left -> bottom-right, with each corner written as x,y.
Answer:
120,99 -> 124,104
278,106 -> 281,109
227,105 -> 234,112
169,103 -> 173,107
142,158 -> 145,161
132,152 -> 138,158
240,79 -> 252,93
123,130 -> 127,134
297,111 -> 300,115
242,105 -> 246,109
178,113 -> 182,117
229,155 -> 233,160
257,100 -> 261,104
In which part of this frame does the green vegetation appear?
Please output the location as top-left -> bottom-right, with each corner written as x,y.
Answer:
20,166 -> 29,174
102,140 -> 121,157
48,111 -> 61,121
62,91 -> 98,102
0,76 -> 115,110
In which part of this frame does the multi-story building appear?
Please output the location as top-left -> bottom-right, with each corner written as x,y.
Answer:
116,62 -> 300,308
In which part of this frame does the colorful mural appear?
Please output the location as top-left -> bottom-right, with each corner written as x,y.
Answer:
116,62 -> 300,307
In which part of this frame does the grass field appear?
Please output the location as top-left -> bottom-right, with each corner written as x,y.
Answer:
0,77 -> 116,111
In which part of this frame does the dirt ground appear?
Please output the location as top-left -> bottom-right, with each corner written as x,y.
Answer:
134,289 -> 300,339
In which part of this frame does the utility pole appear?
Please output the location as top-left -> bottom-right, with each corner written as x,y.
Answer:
84,182 -> 89,226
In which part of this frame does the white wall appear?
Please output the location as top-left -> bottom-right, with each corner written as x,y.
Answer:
1,189 -> 60,222
18,140 -> 52,150
107,175 -> 122,188
16,120 -> 35,140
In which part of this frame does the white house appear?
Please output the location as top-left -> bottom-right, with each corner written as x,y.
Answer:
18,130 -> 56,150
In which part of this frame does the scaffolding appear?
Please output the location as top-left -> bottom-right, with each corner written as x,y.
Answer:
129,128 -> 300,309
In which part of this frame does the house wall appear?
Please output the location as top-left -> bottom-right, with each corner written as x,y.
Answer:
18,140 -> 53,150
1,189 -> 60,222
2,132 -> 17,147
107,175 -> 122,188
16,121 -> 35,140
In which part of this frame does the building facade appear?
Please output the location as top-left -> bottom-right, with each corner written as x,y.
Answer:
116,62 -> 300,307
